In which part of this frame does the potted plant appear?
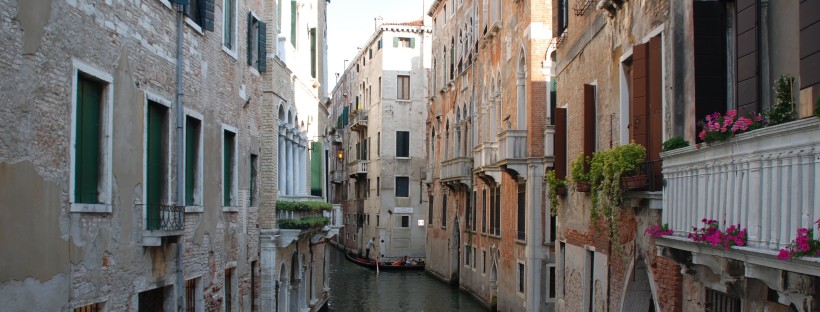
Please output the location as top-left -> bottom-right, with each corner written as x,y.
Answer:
570,153 -> 591,193
662,136 -> 689,152
546,170 -> 566,216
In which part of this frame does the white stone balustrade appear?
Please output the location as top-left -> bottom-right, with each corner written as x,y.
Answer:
497,130 -> 528,162
661,118 -> 820,251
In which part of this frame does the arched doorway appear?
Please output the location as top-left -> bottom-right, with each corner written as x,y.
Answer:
289,252 -> 299,312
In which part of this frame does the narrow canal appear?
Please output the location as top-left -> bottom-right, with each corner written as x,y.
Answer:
326,247 -> 486,311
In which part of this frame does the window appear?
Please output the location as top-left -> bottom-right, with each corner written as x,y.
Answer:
517,182 -> 526,240
376,176 -> 380,197
366,178 -> 371,198
428,195 -> 434,225
185,0 -> 214,31
185,277 -> 203,312
705,288 -> 740,312
465,245 -> 471,266
74,303 -> 102,312
399,37 -> 411,48
184,114 -> 203,207
290,0 -> 297,47
471,191 -> 477,231
247,13 -> 267,72
396,131 -> 409,157
223,0 -> 236,50
377,215 -> 381,226
310,27 -> 317,78
138,286 -> 168,312
395,177 -> 409,197
401,215 -> 410,227
492,186 -> 501,236
369,48 -> 373,59
146,100 -> 170,230
250,154 -> 258,206
378,77 -> 382,98
72,72 -> 113,212
466,190 -> 473,230
548,265 -> 557,299
442,194 -> 448,227
377,38 -> 382,49
583,84 -> 597,158
483,250 -> 487,273
518,262 -> 525,293
557,0 -> 568,36
377,132 -> 381,156
225,268 -> 235,312
223,128 -> 237,208
584,250 -> 594,312
481,189 -> 487,233
397,75 -> 410,100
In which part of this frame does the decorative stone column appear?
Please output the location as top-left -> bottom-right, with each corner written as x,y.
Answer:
525,160 -> 545,311
259,230 -> 278,311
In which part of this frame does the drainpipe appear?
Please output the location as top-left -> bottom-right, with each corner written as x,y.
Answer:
175,2 -> 186,311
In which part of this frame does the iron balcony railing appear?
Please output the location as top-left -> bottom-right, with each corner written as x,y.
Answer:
147,204 -> 184,232
621,159 -> 662,192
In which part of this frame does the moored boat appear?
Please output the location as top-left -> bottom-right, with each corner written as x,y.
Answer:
344,252 -> 425,271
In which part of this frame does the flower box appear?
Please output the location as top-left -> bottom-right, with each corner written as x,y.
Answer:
620,174 -> 647,191
575,182 -> 591,193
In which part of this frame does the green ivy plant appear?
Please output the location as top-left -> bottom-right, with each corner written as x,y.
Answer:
588,143 -> 646,255
766,75 -> 796,126
570,153 -> 590,188
546,170 -> 566,216
662,136 -> 689,152
815,97 -> 820,119
279,216 -> 330,229
276,200 -> 332,212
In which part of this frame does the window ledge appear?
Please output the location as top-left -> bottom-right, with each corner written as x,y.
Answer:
396,99 -> 412,103
185,18 -> 204,35
222,206 -> 239,212
395,157 -> 411,160
222,45 -> 239,60
249,66 -> 260,76
185,205 -> 204,213
515,239 -> 526,245
70,203 -> 112,213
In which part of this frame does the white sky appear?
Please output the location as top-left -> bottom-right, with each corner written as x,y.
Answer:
326,0 -> 429,92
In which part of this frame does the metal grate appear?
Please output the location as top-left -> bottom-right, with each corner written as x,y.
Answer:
74,303 -> 101,312
185,279 -> 196,312
573,0 -> 593,16
147,204 -> 185,231
706,288 -> 740,312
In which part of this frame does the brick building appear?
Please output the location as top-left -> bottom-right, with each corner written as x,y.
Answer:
551,0 -> 820,311
328,19 -> 431,260
0,0 -> 332,311
425,0 -> 553,310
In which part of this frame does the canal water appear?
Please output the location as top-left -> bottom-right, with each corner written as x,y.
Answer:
326,247 -> 486,312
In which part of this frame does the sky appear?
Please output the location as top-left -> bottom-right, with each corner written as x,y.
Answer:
326,0 -> 429,92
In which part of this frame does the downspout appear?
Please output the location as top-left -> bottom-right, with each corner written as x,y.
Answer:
175,2 -> 185,311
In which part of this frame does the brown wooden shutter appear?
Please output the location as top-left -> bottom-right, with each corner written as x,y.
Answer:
555,108 -> 567,180
631,43 -> 649,149
583,84 -> 596,161
648,36 -> 663,161
800,0 -> 820,89
693,1 -> 727,132
736,0 -> 759,114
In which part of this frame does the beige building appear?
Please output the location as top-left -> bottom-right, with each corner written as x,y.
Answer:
425,0 -> 553,310
329,19 -> 432,260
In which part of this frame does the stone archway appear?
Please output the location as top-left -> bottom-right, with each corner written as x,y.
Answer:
277,263 -> 288,312
621,257 -> 654,312
289,252 -> 300,312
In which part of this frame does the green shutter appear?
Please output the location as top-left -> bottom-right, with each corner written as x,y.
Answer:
247,12 -> 253,65
201,0 -> 215,31
393,37 -> 399,47
185,117 -> 198,206
224,0 -> 233,48
310,142 -> 322,196
224,132 -> 234,206
290,0 -> 297,47
250,154 -> 257,206
410,37 -> 416,48
342,107 -> 349,126
75,77 -> 102,204
258,21 -> 267,72
147,102 -> 165,230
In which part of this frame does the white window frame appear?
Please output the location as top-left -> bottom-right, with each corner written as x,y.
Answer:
142,92 -> 174,224
184,108 -> 205,212
222,0 -> 238,59
69,59 -> 114,213
222,124 -> 239,212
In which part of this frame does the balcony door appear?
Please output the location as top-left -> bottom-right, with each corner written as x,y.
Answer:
146,102 -> 167,230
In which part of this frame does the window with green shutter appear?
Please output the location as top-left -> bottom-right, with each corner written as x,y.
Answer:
75,76 -> 103,204
146,101 -> 168,230
310,27 -> 317,78
185,116 -> 200,206
223,130 -> 235,206
250,154 -> 257,206
290,0 -> 297,47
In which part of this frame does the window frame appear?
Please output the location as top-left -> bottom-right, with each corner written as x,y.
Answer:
395,176 -> 410,197
397,75 -> 411,100
70,60 -> 114,213
222,125 -> 239,211
396,130 -> 410,158
143,93 -> 173,231
222,0 -> 238,56
183,109 -> 205,212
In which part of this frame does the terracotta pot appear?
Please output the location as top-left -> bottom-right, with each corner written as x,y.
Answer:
575,182 -> 591,193
621,174 -> 647,190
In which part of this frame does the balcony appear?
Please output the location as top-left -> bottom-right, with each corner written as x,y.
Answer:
659,118 -> 820,267
497,129 -> 528,176
441,157 -> 473,188
473,142 -> 501,183
331,169 -> 346,184
348,160 -> 368,177
350,110 -> 367,132
143,204 -> 185,246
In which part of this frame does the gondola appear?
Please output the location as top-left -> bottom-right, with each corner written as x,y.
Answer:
344,252 -> 425,271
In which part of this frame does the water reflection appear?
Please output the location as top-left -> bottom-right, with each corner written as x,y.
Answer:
326,247 -> 486,312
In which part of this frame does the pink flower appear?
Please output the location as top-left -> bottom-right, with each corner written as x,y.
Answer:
777,249 -> 791,261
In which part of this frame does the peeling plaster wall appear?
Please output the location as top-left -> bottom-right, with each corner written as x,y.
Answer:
0,0 -> 265,310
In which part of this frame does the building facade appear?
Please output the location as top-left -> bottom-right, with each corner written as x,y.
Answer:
551,0 -> 820,311
425,0 -> 554,311
328,21 -> 431,260
0,0 -> 332,311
